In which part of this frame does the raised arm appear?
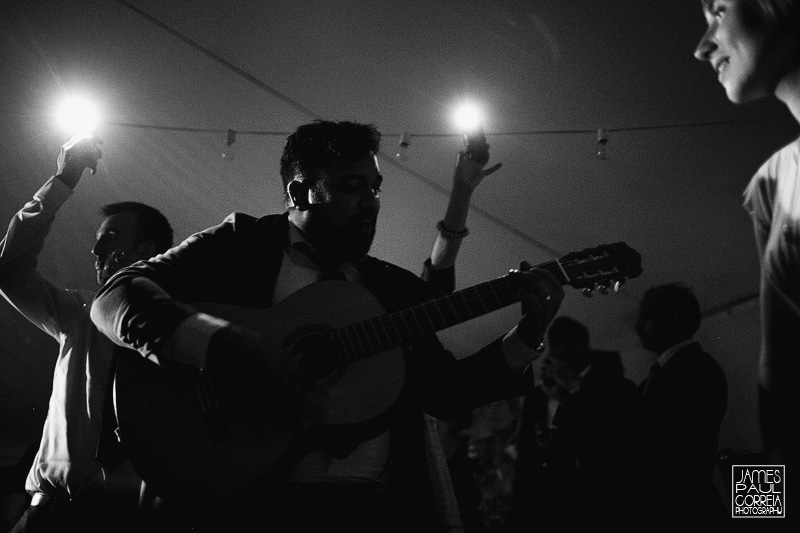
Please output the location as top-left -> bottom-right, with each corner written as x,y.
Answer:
0,134 -> 102,338
422,149 -> 502,294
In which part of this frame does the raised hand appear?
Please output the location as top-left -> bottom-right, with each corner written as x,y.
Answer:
453,149 -> 502,192
56,134 -> 103,188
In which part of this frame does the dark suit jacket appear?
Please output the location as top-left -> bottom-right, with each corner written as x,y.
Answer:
93,212 -> 528,526
634,341 -> 728,528
511,351 -> 638,531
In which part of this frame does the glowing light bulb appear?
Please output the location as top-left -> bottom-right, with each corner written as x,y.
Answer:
463,127 -> 489,166
395,131 -> 411,161
453,102 -> 483,134
222,130 -> 236,161
55,96 -> 100,137
453,101 -> 490,163
596,127 -> 609,160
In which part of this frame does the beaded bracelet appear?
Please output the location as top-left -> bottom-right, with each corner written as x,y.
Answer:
437,220 -> 469,239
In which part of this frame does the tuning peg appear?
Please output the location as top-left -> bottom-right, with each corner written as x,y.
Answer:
596,283 -> 610,295
582,288 -> 595,298
613,280 -> 624,293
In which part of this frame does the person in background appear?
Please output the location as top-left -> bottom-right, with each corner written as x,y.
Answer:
507,319 -> 584,533
631,283 -> 729,531
570,347 -> 638,526
508,315 -> 638,532
0,135 -> 174,533
695,0 -> 799,490
89,119 -> 564,532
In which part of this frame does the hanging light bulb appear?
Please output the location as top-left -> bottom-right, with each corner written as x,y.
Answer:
55,95 -> 101,137
222,130 -> 236,161
395,131 -> 411,161
596,127 -> 609,160
453,101 -> 482,134
463,126 -> 489,166
453,101 -> 489,164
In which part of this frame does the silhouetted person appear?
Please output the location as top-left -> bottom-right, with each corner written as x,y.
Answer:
567,347 -> 638,528
0,135 -> 174,533
631,283 -> 728,531
508,345 -> 580,532
508,316 -> 637,530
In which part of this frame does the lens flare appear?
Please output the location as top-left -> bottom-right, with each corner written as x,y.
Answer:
55,96 -> 100,136
453,102 -> 483,133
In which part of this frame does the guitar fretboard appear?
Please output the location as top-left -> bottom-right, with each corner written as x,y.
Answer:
331,259 -> 564,364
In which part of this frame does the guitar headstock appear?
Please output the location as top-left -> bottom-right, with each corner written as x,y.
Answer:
554,242 -> 642,296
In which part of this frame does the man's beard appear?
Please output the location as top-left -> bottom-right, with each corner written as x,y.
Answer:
306,220 -> 375,264
343,229 -> 374,262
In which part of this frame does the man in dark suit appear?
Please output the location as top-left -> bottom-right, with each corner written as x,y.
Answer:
632,283 -> 729,531
509,316 -> 638,532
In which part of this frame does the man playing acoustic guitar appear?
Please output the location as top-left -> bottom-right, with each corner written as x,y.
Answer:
89,119 -> 569,532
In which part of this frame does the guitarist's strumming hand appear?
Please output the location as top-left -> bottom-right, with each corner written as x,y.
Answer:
206,325 -> 331,431
507,263 -> 564,365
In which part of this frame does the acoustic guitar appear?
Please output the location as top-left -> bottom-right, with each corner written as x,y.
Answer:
112,242 -> 642,503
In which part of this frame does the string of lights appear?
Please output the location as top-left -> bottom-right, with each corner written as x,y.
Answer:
106,0 -> 792,160
0,107 -> 786,138
3,0 -> 787,314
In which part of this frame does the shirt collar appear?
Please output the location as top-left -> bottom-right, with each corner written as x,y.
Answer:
657,338 -> 693,368
286,222 -> 318,269
286,220 -> 357,275
287,220 -> 310,249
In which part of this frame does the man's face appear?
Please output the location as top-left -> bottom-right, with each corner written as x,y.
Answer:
92,212 -> 147,285
695,0 -> 797,103
295,153 -> 382,262
540,356 -> 576,399
635,308 -> 664,354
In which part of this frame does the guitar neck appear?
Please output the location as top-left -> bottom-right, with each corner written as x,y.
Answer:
331,259 -> 565,363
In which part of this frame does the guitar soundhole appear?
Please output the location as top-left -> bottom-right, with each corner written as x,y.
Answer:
290,334 -> 340,380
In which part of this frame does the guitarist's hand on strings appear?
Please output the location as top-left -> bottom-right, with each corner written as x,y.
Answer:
508,262 -> 564,360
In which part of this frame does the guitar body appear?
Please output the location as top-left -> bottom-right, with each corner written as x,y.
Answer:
113,280 -> 405,503
112,242 -> 643,504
